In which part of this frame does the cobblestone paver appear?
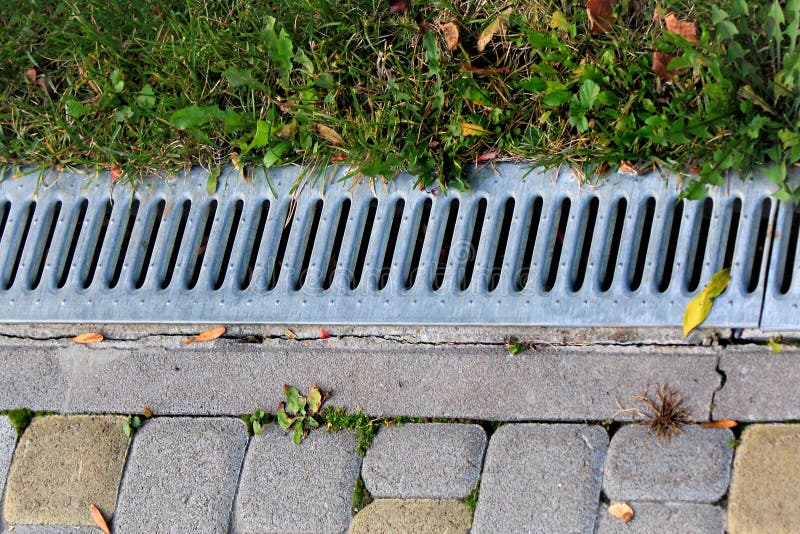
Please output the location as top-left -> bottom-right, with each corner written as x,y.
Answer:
0,417 -> 17,497
472,424 -> 608,533
233,425 -> 361,533
362,423 -> 486,499
603,425 -> 733,503
715,346 -> 800,421
596,502 -> 726,533
3,415 -> 129,527
349,499 -> 471,533
114,417 -> 248,533
728,424 -> 800,534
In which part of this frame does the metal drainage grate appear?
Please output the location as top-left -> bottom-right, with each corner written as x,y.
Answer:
762,199 -> 800,330
0,164 -> 780,326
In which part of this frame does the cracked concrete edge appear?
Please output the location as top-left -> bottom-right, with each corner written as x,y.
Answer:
0,323 -> 732,347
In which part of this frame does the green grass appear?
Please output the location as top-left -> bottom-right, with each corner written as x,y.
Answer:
1,0 -> 799,198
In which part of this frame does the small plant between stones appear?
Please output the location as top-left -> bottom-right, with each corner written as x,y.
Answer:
242,409 -> 272,436
277,384 -> 329,444
633,384 -> 692,440
122,415 -> 143,438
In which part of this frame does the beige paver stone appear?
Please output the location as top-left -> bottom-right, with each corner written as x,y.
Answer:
728,424 -> 800,534
349,499 -> 471,534
3,415 -> 130,527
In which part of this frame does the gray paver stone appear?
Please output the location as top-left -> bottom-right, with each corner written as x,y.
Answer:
596,502 -> 726,533
2,527 -> 102,533
715,346 -> 800,421
728,424 -> 800,534
349,499 -> 472,533
114,417 -> 249,534
233,425 -> 361,533
472,424 -> 608,533
603,425 -> 733,502
362,423 -> 486,499
0,347 -> 67,411
0,417 -> 17,495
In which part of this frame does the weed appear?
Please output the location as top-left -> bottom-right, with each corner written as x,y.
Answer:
242,409 -> 273,436
633,384 -> 692,440
463,481 -> 480,517
122,414 -> 143,438
351,476 -> 373,516
277,384 -> 329,444
2,407 -> 35,436
322,406 -> 380,457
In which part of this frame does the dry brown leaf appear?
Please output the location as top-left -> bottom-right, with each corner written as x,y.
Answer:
182,326 -> 226,344
665,13 -> 698,43
608,502 -> 634,523
316,124 -> 344,146
142,406 -> 153,418
476,151 -> 500,163
388,0 -> 407,13
460,65 -> 510,75
587,0 -> 616,34
285,328 -> 298,340
652,51 -> 678,81
71,332 -> 104,344
90,504 -> 111,534
439,22 -> 459,51
477,9 -> 511,52
700,419 -> 738,428
619,161 -> 640,175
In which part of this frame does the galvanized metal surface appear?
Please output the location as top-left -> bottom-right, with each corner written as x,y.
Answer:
761,199 -> 800,330
0,164 -> 787,327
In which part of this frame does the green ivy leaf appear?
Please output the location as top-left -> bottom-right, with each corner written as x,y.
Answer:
277,405 -> 294,429
542,91 -> 571,107
292,420 -> 304,444
578,79 -> 600,109
136,84 -> 156,109
252,420 -> 263,435
284,385 -> 302,413
65,98 -> 89,119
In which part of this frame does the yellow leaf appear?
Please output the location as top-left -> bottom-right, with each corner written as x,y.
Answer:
316,124 -> 344,146
285,328 -> 298,340
461,122 -> 491,137
683,268 -> 730,336
90,504 -> 111,534
182,326 -> 226,344
767,337 -> 783,353
439,22 -> 459,51
142,406 -> 153,418
700,419 -> 738,428
71,332 -> 104,344
477,9 -> 511,51
550,10 -> 570,33
608,502 -> 634,523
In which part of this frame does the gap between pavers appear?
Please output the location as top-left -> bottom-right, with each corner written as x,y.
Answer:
0,343 -> 721,421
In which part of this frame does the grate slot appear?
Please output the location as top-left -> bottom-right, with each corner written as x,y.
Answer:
377,199 -> 405,290
656,199 -> 684,292
0,201 -> 10,249
543,197 -> 571,292
515,196 -> 544,292
349,198 -> 378,291
599,198 -> 627,292
186,200 -> 218,290
294,199 -> 324,290
29,201 -> 62,290
433,199 -> 460,291
3,202 -> 36,290
721,198 -> 742,271
686,198 -> 714,292
780,204 -> 800,294
108,198 -> 140,289
628,197 -> 656,291
212,199 -> 244,290
747,198 -> 772,293
80,199 -> 112,289
56,199 -> 89,289
460,198 -> 487,291
160,199 -> 192,289
488,198 -> 515,292
239,200 -> 270,290
323,199 -> 351,290
571,197 -> 599,292
133,199 -> 166,290
404,198 -> 432,290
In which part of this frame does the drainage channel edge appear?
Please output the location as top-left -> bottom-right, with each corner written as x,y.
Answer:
0,164 -> 796,328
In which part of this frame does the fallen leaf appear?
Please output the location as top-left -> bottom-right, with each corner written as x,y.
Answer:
71,332 -> 104,344
476,151 -> 500,163
285,328 -> 298,340
665,13 -> 698,43
652,51 -> 678,81
683,269 -> 730,336
460,65 -> 510,75
587,0 -> 616,34
320,328 -> 331,339
182,326 -> 226,344
461,122 -> 491,137
477,9 -> 511,51
388,0 -> 407,13
608,502 -> 634,523
329,154 -> 347,162
110,165 -> 123,182
619,161 -> 640,175
439,22 -> 459,51
90,504 -> 111,534
767,337 -> 783,353
142,406 -> 153,418
700,419 -> 738,428
307,384 -> 323,414
316,124 -> 344,146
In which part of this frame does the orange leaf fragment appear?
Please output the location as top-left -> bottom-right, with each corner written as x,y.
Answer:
700,419 -> 738,428
477,151 -> 500,163
90,504 -> 111,534
71,332 -> 104,344
619,161 -> 640,175
665,13 -> 698,43
587,0 -> 616,34
110,165 -> 123,182
320,328 -> 331,339
182,326 -> 226,344
608,502 -> 634,523
142,406 -> 153,418
439,22 -> 459,51
652,51 -> 678,81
